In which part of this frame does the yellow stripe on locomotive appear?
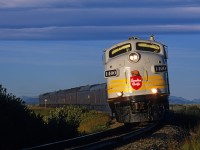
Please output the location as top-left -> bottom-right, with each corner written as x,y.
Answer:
107,75 -> 168,94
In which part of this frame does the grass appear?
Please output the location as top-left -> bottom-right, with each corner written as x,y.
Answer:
28,105 -> 55,115
28,105 -> 56,123
28,105 -> 111,134
170,104 -> 200,149
78,110 -> 111,134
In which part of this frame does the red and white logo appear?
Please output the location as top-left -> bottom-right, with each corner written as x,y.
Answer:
130,76 -> 142,90
130,70 -> 142,90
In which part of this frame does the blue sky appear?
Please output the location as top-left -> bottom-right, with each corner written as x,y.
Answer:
0,0 -> 200,100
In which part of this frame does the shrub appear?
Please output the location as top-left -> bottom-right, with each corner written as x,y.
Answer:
0,85 -> 46,149
47,105 -> 88,139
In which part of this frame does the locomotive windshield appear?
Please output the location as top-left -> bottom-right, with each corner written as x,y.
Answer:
109,43 -> 131,58
136,42 -> 160,53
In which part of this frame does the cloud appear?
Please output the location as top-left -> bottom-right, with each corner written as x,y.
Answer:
0,1 -> 200,40
1,7 -> 200,28
0,0 -> 200,8
0,0 -> 62,8
0,25 -> 200,40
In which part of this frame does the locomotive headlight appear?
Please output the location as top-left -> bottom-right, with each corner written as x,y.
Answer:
116,91 -> 123,97
151,88 -> 158,94
129,52 -> 140,62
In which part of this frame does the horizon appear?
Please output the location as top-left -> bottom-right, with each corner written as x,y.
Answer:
20,94 -> 200,103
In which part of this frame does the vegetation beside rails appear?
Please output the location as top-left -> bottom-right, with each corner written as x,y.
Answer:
28,105 -> 55,120
0,85 -> 111,149
30,105 -> 111,134
169,104 -> 200,149
78,110 -> 110,134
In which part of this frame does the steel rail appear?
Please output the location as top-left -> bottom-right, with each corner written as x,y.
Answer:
24,122 -> 159,150
23,125 -> 126,150
70,122 -> 159,150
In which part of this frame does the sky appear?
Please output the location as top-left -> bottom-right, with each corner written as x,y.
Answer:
0,0 -> 200,100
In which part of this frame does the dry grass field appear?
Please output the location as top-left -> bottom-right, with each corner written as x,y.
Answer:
170,104 -> 200,149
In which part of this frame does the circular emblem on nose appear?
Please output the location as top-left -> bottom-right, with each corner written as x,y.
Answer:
130,70 -> 142,90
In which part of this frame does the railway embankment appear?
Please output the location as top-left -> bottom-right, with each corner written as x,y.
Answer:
115,105 -> 200,149
115,125 -> 188,150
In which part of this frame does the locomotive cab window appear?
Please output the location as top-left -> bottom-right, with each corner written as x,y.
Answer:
109,43 -> 131,58
136,42 -> 160,53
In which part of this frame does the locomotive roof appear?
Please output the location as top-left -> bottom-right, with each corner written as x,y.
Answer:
104,36 -> 165,52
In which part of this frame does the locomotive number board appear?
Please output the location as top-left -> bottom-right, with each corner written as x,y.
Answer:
105,69 -> 117,77
154,65 -> 167,72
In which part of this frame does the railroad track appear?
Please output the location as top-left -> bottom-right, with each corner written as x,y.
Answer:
25,122 -> 159,150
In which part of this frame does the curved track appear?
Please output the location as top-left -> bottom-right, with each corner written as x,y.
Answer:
24,122 -> 160,150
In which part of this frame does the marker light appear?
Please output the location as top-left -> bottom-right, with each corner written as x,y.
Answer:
151,88 -> 158,94
116,92 -> 123,97
129,52 -> 140,62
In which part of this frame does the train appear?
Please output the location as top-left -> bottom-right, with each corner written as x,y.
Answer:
39,83 -> 111,112
104,35 -> 170,123
39,35 -> 170,124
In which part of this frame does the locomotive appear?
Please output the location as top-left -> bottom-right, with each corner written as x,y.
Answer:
104,35 -> 170,123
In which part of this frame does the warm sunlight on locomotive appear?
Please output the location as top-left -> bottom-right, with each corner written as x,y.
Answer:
104,35 -> 170,123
